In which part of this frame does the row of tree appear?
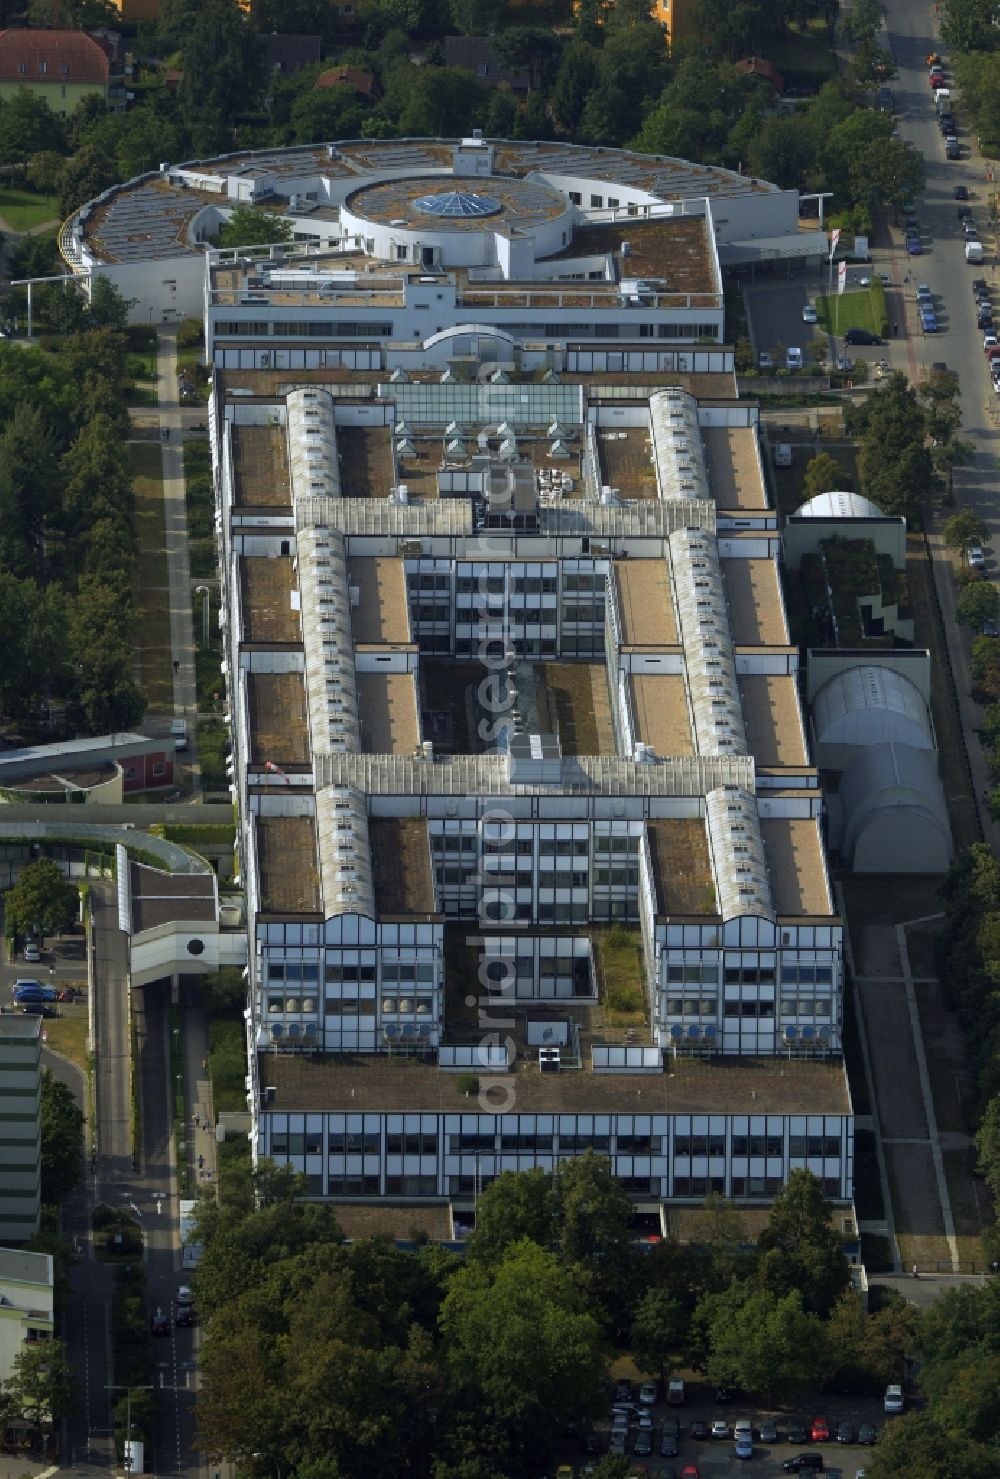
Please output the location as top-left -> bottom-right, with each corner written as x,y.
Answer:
0,324 -> 145,734
841,368 -> 971,521
190,1158 -> 914,1479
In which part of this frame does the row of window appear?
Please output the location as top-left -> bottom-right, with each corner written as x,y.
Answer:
285,1172 -> 844,1201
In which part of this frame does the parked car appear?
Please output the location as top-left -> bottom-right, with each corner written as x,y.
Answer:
735,1434 -> 754,1460
857,1423 -> 877,1445
843,328 -> 882,345
634,1430 -> 654,1457
639,1379 -> 659,1407
836,1420 -> 855,1444
916,283 -> 933,302
615,1379 -> 633,1403
689,1420 -> 708,1440
802,304 -> 818,323
22,940 -> 40,963
810,1417 -> 830,1442
954,183 -> 969,199
714,1386 -> 736,1404
711,1420 -> 730,1440
758,1419 -> 779,1443
609,1432 -> 627,1457
786,1420 -> 808,1445
906,237 -> 923,254
884,1383 -> 905,1414
660,1427 -> 680,1458
785,346 -> 804,371
758,350 -> 774,371
175,1305 -> 195,1327
21,1003 -> 56,1018
783,1457 -> 824,1474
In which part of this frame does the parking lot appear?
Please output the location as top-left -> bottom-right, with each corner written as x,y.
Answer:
559,1387 -> 890,1478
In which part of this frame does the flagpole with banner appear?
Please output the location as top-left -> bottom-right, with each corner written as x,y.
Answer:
828,228 -> 841,329
836,259 -> 847,337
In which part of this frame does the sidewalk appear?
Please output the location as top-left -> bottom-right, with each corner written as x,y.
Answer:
182,1009 -> 219,1199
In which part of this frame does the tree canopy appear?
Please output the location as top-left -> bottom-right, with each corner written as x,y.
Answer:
6,859 -> 76,938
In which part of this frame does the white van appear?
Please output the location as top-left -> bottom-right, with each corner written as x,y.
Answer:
666,1378 -> 685,1405
884,1383 -> 904,1414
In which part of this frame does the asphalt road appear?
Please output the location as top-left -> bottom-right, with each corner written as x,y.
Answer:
883,0 -> 1000,532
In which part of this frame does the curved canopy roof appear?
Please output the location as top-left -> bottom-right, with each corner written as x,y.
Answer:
813,666 -> 933,750
839,741 -> 952,863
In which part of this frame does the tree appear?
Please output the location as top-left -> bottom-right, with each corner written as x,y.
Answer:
6,1337 -> 76,1426
975,1094 -> 1000,1202
556,1151 -> 637,1332
440,1238 -> 605,1440
861,1413 -> 996,1479
755,1169 -> 849,1316
940,0 -> 1000,55
697,1284 -> 829,1402
801,451 -> 851,501
851,39 -> 897,90
0,91 -> 66,175
6,858 -> 77,938
469,1168 -> 557,1261
40,1069 -> 84,1203
89,276 -> 135,330
177,0 -> 264,150
956,578 -> 998,630
842,0 -> 884,44
933,436 -> 976,500
26,150 -> 62,200
218,208 -> 293,250
550,42 -> 598,132
631,1288 -> 687,1377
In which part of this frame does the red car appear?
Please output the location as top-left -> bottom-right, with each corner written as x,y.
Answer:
682,1468 -> 700,1479
811,1417 -> 830,1442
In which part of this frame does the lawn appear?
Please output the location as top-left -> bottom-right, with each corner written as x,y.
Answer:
130,442 -> 173,714
43,1003 -> 90,1076
592,924 -> 646,1025
816,289 -> 880,336
766,18 -> 837,81
0,187 -> 57,232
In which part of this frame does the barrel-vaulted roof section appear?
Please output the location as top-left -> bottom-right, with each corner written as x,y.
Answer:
813,666 -> 934,751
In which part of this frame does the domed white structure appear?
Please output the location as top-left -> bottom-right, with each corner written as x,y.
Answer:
812,666 -> 933,770
797,490 -> 885,520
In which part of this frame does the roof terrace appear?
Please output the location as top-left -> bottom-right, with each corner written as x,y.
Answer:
240,557 -> 300,645
257,815 -> 321,915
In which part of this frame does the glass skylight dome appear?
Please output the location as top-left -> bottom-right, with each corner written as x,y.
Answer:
414,190 -> 503,218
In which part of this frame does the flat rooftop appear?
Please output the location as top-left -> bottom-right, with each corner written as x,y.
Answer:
738,675 -> 808,770
541,663 -> 615,756
129,863 -> 216,933
337,425 -> 393,499
261,1048 -> 849,1115
701,427 -> 767,511
614,559 -> 677,647
257,816 -> 321,915
240,557 -> 300,645
331,1203 -> 454,1240
369,817 -> 436,916
724,558 -> 788,647
356,671 -> 420,755
645,818 -> 715,916
393,432 -> 584,502
11,765 -> 115,790
597,428 -> 655,501
232,424 -> 290,508
553,217 -> 717,297
348,558 -> 412,646
344,174 -> 566,232
630,674 -> 692,757
760,817 -> 831,918
246,672 -> 310,767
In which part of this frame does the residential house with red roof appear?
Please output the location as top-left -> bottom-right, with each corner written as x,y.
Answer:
0,29 -> 109,115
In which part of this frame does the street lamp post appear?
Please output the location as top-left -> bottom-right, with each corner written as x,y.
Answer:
195,585 -> 211,648
107,1383 -> 153,1472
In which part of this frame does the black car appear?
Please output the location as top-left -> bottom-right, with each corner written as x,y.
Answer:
955,183 -> 969,199
634,1430 -> 654,1457
175,1306 -> 195,1328
151,1307 -> 170,1336
690,1420 -> 708,1440
659,1429 -> 679,1458
658,1468 -> 679,1479
958,205 -> 972,219
21,1003 -> 56,1018
615,1379 -> 633,1403
858,1422 -> 877,1445
714,1385 -> 735,1404
843,328 -> 882,345
782,1457 -> 824,1474
580,1429 -> 600,1455
835,1419 -> 854,1444
787,1419 -> 808,1444
758,1419 -> 780,1443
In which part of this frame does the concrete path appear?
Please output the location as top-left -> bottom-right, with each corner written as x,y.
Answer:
896,914 -> 961,1272
153,328 -> 198,726
183,1007 -> 219,1201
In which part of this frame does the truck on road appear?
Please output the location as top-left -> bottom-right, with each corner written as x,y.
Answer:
936,88 -> 952,114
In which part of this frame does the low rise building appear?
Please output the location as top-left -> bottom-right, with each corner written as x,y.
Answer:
0,1249 -> 53,1384
0,29 -> 109,114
